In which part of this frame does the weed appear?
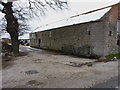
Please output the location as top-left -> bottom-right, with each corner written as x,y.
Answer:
106,53 -> 120,60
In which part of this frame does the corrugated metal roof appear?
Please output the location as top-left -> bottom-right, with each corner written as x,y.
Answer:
33,2 -> 119,33
33,8 -> 110,32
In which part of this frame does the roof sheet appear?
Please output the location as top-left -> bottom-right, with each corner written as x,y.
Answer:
33,7 -> 111,32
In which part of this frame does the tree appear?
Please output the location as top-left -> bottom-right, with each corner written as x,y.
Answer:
0,0 -> 68,54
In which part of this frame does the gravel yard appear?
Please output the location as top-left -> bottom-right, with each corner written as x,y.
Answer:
2,46 -> 118,88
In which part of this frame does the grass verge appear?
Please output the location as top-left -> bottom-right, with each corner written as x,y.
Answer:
106,53 -> 120,60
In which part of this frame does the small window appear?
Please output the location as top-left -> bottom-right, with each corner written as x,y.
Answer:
35,33 -> 37,37
88,31 -> 91,35
109,31 -> 112,36
117,39 -> 120,46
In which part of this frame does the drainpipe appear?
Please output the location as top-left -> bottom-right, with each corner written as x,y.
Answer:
117,16 -> 120,53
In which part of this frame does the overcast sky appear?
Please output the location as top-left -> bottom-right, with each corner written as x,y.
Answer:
0,0 -> 119,39
28,0 -> 119,30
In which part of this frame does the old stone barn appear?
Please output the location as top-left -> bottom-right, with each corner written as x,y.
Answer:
30,3 -> 120,57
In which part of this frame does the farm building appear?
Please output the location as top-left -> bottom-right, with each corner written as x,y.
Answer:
30,3 -> 120,57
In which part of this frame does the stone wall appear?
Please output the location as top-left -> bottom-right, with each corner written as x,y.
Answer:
30,21 -> 118,57
104,22 -> 119,55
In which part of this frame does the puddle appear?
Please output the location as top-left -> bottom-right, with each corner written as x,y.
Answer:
65,62 -> 93,67
25,70 -> 39,75
14,80 -> 43,88
26,80 -> 43,86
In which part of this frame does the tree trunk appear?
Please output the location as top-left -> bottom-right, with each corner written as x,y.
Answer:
10,32 -> 19,54
3,2 -> 19,54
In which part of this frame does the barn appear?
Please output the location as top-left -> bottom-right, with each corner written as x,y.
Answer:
30,3 -> 120,57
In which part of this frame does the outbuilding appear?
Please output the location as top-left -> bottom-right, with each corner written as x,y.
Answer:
30,3 -> 120,57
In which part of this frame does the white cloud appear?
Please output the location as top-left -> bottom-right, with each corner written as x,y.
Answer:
1,0 -> 119,39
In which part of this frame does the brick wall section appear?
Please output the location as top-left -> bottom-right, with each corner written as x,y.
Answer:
101,3 -> 120,24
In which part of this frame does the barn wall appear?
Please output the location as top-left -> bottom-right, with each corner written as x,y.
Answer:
104,22 -> 119,55
30,4 -> 120,57
30,21 -> 118,57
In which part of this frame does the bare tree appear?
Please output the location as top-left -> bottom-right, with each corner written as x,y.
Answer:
0,0 -> 68,54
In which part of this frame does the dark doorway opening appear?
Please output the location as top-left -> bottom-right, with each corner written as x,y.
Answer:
39,39 -> 41,47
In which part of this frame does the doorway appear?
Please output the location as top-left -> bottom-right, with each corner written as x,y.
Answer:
38,39 -> 41,47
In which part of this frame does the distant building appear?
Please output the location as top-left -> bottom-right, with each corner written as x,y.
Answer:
30,3 -> 120,57
19,39 -> 30,46
1,38 -> 11,44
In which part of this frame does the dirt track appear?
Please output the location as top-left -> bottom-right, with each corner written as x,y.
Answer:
2,46 -> 118,88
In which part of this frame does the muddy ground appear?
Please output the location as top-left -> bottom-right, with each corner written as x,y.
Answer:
2,46 -> 118,88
